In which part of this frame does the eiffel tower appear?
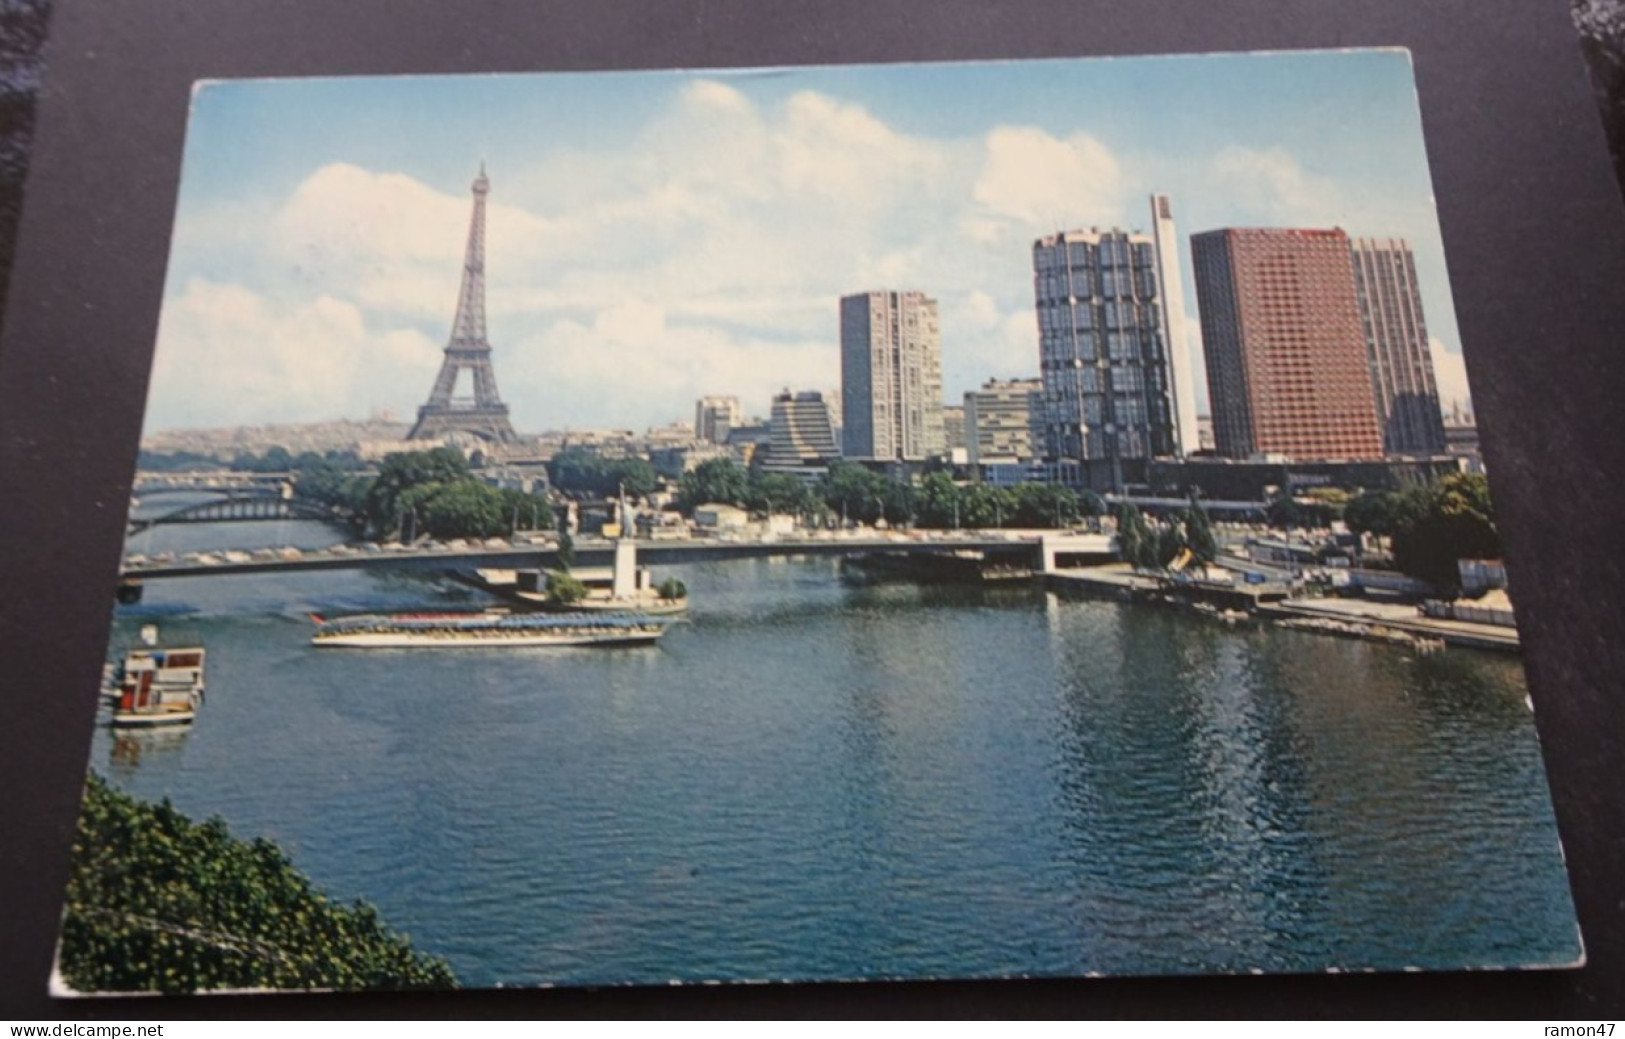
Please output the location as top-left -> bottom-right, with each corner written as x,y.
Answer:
407,164 -> 518,443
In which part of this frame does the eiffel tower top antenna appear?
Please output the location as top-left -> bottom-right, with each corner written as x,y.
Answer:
407,165 -> 517,444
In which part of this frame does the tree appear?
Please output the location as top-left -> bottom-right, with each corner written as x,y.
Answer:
1114,503 -> 1154,570
1153,518 -> 1189,568
1390,472 -> 1501,589
820,461 -> 888,525
613,457 -> 659,498
411,482 -> 510,540
678,458 -> 750,512
656,576 -> 688,601
914,471 -> 961,528
363,449 -> 470,537
746,471 -> 814,517
1183,492 -> 1219,566
1265,492 -> 1303,531
881,478 -> 916,527
957,483 -> 1013,529
548,447 -> 659,498
556,506 -> 575,570
545,570 -> 588,605
58,774 -> 457,995
1012,483 -> 1080,528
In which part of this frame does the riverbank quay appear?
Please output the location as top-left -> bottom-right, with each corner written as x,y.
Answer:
1043,564 -> 1289,612
1044,565 -> 1520,653
1258,596 -> 1521,653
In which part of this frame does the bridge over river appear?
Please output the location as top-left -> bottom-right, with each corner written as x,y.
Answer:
119,532 -> 1117,584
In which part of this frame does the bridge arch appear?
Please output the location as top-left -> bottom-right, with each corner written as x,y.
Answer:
128,493 -> 344,535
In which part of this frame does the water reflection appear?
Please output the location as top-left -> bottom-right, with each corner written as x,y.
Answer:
108,727 -> 192,773
86,550 -> 1579,985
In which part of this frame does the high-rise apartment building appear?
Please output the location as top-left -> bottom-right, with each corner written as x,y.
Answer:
1149,194 -> 1202,456
839,291 -> 945,461
941,405 -> 966,454
694,396 -> 742,445
964,377 -> 1044,468
1033,228 -> 1178,490
1190,227 -> 1383,461
1350,237 -> 1448,456
760,390 -> 841,473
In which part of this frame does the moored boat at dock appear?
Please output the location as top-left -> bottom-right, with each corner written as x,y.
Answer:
310,610 -> 677,648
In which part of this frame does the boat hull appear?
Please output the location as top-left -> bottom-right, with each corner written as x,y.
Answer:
111,705 -> 199,728
313,630 -> 665,649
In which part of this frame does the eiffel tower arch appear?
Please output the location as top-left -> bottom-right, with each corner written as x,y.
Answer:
408,165 -> 519,444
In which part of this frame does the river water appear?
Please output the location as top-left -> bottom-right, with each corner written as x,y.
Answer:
90,516 -> 1580,986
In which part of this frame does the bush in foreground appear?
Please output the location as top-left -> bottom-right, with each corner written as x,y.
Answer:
59,773 -> 458,994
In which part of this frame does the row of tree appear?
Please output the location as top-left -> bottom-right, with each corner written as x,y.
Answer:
1342,472 -> 1500,588
295,448 -> 550,542
546,446 -> 657,498
1113,474 -> 1500,591
1114,497 -> 1220,572
675,458 -> 1104,530
59,773 -> 457,994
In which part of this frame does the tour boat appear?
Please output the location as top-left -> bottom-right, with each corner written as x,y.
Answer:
309,610 -> 676,648
108,628 -> 206,728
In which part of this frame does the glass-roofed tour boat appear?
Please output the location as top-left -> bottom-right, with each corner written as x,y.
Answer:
309,610 -> 677,649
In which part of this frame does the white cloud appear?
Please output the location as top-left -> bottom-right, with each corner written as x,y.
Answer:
148,278 -> 442,428
501,316 -> 836,431
149,83 -> 1136,432
775,90 -> 946,204
1430,336 -> 1472,415
270,163 -> 560,321
1207,146 -> 1343,226
970,126 -> 1123,237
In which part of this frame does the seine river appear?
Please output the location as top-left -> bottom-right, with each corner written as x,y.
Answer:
91,515 -> 1580,986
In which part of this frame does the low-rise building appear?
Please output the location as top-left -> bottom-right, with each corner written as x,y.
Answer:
693,502 -> 750,531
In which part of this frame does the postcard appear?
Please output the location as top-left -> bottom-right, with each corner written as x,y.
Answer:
56,50 -> 1582,994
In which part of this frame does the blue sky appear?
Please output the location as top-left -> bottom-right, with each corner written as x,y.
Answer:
147,49 -> 1471,433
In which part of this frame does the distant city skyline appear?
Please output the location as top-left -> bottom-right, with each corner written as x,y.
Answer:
146,52 -> 1471,434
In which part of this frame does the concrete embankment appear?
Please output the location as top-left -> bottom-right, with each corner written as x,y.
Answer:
1044,566 -> 1520,653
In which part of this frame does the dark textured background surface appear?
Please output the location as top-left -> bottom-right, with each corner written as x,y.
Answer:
2,0 -> 1623,1018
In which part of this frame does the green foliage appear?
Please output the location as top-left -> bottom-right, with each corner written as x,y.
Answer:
960,483 -> 1015,528
1341,476 -> 1499,588
404,482 -> 528,540
1154,519 -> 1189,568
1012,482 -> 1080,528
293,459 -> 373,524
1183,493 -> 1219,566
1114,503 -> 1155,569
909,477 -> 1082,530
1390,472 -> 1500,589
548,447 -> 657,497
745,472 -> 818,517
914,471 -> 961,528
818,461 -> 888,524
1265,492 -> 1303,530
546,569 -> 588,605
58,774 -> 457,995
1076,490 -> 1107,519
363,449 -> 471,537
656,576 -> 688,601
555,508 -> 576,569
1344,487 -> 1431,539
880,478 -> 916,527
678,458 -> 751,512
